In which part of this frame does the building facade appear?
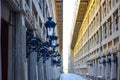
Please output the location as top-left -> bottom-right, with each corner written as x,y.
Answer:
0,0 -> 63,80
71,0 -> 120,80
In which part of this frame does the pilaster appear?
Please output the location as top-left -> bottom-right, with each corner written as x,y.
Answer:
118,44 -> 120,80
24,59 -> 28,80
110,54 -> 116,80
28,51 -> 37,80
15,13 -> 26,80
38,57 -> 44,80
8,13 -> 16,80
93,60 -> 95,78
105,56 -> 109,80
97,58 -> 100,77
94,59 -> 97,78
45,58 -> 51,80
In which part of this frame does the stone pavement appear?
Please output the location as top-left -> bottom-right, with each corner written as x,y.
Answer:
60,73 -> 87,80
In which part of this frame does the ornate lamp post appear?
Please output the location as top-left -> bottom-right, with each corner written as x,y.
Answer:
45,17 -> 56,38
26,17 -> 61,80
50,34 -> 58,47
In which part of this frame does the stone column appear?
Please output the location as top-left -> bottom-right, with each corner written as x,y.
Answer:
53,66 -> 57,79
97,58 -> 100,77
24,59 -> 28,80
45,58 -> 51,80
110,54 -> 116,80
21,17 -> 27,80
91,61 -> 93,77
89,63 -> 91,77
8,13 -> 16,80
50,65 -> 54,80
57,67 -> 61,78
0,0 -> 2,79
28,51 -> 37,80
118,44 -> 120,80
55,66 -> 59,79
88,65 -> 90,76
35,64 -> 38,80
38,57 -> 44,80
15,13 -> 26,80
94,59 -> 97,78
51,61 -> 56,80
43,62 -> 47,80
105,56 -> 109,80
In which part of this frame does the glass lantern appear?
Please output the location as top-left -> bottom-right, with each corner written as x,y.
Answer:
44,17 -> 56,37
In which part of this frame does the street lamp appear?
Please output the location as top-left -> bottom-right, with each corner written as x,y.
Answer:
26,17 -> 62,67
107,52 -> 111,63
50,34 -> 58,47
54,44 -> 59,52
44,17 -> 56,38
51,52 -> 61,67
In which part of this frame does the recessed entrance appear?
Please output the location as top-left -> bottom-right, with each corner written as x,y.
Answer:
1,19 -> 9,80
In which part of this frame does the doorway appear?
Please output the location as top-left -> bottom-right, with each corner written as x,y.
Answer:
1,19 -> 9,80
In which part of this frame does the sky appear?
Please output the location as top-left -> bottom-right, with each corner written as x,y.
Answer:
63,0 -> 76,72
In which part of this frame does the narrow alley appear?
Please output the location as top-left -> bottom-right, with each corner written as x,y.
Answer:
1,0 -> 120,80
60,73 -> 87,80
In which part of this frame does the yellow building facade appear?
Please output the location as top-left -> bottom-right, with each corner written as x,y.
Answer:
71,0 -> 120,80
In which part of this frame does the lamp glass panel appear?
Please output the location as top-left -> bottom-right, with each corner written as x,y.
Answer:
52,40 -> 57,46
55,47 -> 58,52
47,27 -> 53,36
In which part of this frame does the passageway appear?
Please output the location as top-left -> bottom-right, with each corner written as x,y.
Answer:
60,73 -> 87,80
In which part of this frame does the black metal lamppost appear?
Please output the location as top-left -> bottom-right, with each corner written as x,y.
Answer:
26,17 -> 61,66
107,52 -> 111,63
87,60 -> 93,66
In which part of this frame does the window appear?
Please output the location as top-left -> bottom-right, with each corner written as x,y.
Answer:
26,0 -> 29,6
108,18 -> 112,35
103,23 -> 107,38
108,0 -> 111,11
96,14 -> 98,26
103,2 -> 106,17
96,32 -> 99,44
113,10 -> 118,31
